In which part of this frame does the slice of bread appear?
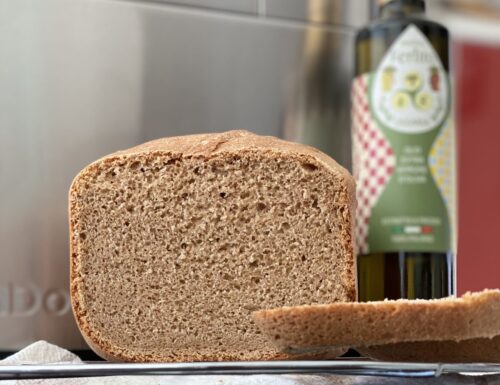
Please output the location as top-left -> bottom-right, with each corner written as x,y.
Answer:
69,130 -> 356,362
252,290 -> 500,354
357,335 -> 500,363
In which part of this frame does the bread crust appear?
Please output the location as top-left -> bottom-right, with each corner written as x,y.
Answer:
252,290 -> 500,352
69,130 -> 356,362
357,335 -> 500,363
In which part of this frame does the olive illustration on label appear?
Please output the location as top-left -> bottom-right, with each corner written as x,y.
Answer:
371,25 -> 448,134
392,91 -> 411,110
404,71 -> 422,92
415,91 -> 433,110
430,67 -> 440,91
381,67 -> 396,92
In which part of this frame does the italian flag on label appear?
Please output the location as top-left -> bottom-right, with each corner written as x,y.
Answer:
351,25 -> 456,255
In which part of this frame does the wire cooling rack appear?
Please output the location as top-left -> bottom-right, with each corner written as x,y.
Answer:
0,360 -> 499,380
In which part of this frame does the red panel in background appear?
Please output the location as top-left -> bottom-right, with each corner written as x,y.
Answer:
455,41 -> 500,294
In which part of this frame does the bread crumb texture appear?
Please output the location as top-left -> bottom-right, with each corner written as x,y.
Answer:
253,289 -> 500,352
69,130 -> 356,362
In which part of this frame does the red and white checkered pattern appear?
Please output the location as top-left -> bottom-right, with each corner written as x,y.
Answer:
351,75 -> 396,254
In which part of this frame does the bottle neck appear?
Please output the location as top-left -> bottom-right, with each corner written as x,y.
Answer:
380,1 -> 425,19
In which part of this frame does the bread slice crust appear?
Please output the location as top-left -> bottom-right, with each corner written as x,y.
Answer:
69,130 -> 356,362
357,335 -> 500,363
253,290 -> 500,353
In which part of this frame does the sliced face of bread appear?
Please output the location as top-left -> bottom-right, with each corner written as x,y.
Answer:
357,336 -> 500,363
252,290 -> 500,355
69,130 -> 356,362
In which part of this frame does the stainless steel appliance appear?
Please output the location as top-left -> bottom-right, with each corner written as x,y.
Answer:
0,0 -> 370,351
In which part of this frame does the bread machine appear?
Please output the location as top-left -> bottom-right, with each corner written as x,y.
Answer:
0,0 -> 369,353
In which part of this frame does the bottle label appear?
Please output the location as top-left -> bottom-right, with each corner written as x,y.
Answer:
352,24 -> 455,254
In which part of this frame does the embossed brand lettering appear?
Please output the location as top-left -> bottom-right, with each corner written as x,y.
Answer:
0,283 -> 70,317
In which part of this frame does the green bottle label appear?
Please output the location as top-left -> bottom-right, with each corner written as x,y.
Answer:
351,25 -> 456,254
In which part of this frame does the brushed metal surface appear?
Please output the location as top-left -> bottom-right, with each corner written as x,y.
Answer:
0,0 -> 367,350
134,0 -> 258,15
281,1 -> 368,168
0,0 -> 144,350
266,0 -> 371,28
136,3 -> 356,144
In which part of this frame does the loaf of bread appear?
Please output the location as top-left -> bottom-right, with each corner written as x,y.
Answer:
252,290 -> 500,355
357,335 -> 500,363
69,130 -> 356,362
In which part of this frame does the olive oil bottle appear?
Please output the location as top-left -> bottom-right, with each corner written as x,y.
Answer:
352,0 -> 455,301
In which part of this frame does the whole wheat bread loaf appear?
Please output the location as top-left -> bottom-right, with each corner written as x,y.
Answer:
357,335 -> 500,363
252,290 -> 500,355
69,130 -> 356,362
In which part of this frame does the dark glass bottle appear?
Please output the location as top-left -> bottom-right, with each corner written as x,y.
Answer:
353,0 -> 455,301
